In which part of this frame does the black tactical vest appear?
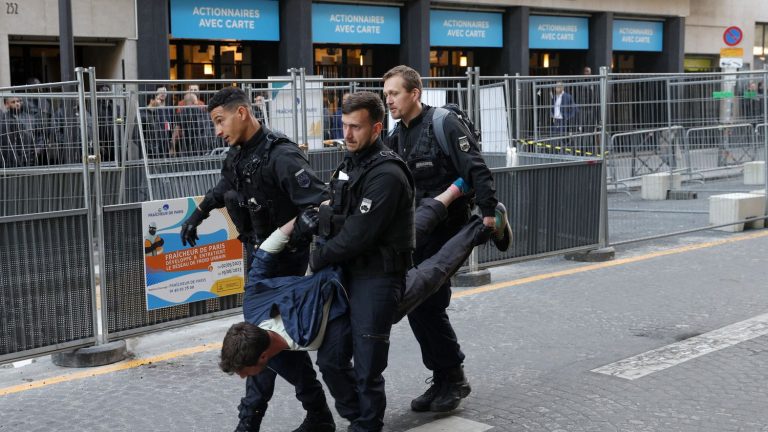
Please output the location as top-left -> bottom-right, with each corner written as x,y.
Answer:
395,107 -> 459,200
224,132 -> 297,239
323,147 -> 415,272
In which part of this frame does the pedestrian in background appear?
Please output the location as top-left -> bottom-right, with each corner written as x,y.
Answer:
144,86 -> 174,157
551,81 -> 577,137
23,77 -> 54,165
0,96 -> 36,167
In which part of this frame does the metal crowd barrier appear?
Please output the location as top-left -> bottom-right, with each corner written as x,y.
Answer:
102,203 -> 243,339
684,123 -> 759,174
4,66 -> 768,364
1,75 -> 100,363
0,210 -> 97,363
607,126 -> 686,183
474,155 -> 602,268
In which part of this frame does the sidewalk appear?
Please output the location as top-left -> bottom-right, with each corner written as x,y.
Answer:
2,229 -> 768,431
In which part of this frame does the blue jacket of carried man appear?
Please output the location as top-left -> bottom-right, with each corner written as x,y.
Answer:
242,248 -> 348,347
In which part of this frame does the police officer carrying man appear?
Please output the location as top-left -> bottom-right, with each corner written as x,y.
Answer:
179,87 -> 334,432
309,91 -> 414,432
383,65 -> 506,413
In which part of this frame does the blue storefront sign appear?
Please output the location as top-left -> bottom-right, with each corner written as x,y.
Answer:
430,10 -> 503,48
170,0 -> 279,41
613,20 -> 663,52
529,15 -> 589,50
312,3 -> 400,44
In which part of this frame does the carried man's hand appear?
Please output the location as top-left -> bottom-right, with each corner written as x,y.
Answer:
482,216 -> 496,230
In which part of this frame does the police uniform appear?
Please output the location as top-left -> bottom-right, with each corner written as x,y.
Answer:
311,138 -> 414,432
197,126 -> 330,429
388,104 -> 497,407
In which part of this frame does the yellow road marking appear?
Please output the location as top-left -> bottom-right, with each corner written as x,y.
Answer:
454,229 -> 768,299
2,229 -> 767,396
0,343 -> 221,396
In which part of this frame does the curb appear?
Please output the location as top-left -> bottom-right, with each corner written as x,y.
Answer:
452,269 -> 492,287
51,341 -> 129,368
564,247 -> 616,263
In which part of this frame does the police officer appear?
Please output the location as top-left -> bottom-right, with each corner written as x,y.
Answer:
310,91 -> 414,432
178,87 -> 333,432
383,65 -> 504,413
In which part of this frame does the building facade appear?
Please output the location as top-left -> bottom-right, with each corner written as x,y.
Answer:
0,0 -> 137,86
0,0 -> 767,86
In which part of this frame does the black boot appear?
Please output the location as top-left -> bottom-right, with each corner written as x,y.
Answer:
234,410 -> 264,432
410,374 -> 443,412
292,406 -> 336,432
429,366 -> 471,412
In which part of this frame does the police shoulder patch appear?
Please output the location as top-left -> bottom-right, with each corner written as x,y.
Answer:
295,168 -> 310,188
458,136 -> 470,152
360,198 -> 373,214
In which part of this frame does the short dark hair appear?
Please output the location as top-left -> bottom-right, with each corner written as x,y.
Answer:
207,86 -> 250,113
342,91 -> 385,123
219,322 -> 270,374
383,65 -> 423,94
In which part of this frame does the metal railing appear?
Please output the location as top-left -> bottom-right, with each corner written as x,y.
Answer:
3,66 -> 768,364
0,73 -> 99,363
607,126 -> 686,183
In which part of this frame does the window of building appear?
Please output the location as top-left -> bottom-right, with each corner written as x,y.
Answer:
684,55 -> 718,73
430,49 -> 473,77
313,46 -> 371,79
170,41 -> 254,80
9,44 -> 69,85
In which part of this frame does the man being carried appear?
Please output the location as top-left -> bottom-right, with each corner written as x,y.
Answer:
219,178 -> 511,417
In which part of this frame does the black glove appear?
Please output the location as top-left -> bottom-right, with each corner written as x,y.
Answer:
180,208 -> 208,247
289,208 -> 319,249
309,250 -> 325,273
309,237 -> 328,273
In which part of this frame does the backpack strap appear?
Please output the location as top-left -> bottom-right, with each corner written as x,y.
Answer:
387,122 -> 400,138
430,107 -> 451,157
387,122 -> 402,153
263,132 -> 293,162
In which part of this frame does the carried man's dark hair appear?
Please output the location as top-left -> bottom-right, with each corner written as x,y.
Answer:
342,91 -> 385,124
383,65 -> 423,95
207,86 -> 251,113
219,322 -> 270,374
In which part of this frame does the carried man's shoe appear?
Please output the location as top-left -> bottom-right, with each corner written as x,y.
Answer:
492,202 -> 512,252
234,410 -> 264,432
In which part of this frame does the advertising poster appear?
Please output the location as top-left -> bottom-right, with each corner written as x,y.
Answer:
142,197 -> 244,311
268,76 -> 325,150
479,85 -> 510,153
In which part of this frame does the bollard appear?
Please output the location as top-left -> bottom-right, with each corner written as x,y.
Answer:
452,246 -> 490,287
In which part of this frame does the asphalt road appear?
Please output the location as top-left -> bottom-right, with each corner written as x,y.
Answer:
1,228 -> 768,432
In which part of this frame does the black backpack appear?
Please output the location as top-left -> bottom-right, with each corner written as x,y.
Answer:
431,103 -> 481,155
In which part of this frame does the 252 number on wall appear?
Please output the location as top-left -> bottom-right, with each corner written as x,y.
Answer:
6,2 -> 18,14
